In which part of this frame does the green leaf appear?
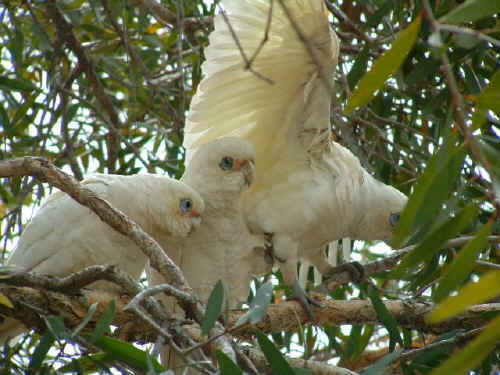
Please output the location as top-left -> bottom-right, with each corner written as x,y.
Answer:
235,282 -> 273,327
430,315 -> 500,375
472,70 -> 500,130
71,302 -> 99,338
354,325 -> 375,360
0,292 -> 13,308
365,0 -> 393,28
91,335 -> 165,372
427,270 -> 500,323
345,325 -> 362,359
0,76 -> 38,92
43,315 -> 70,340
293,368 -> 311,375
0,105 -> 9,129
11,28 -> 24,68
439,0 -> 500,24
255,329 -> 295,375
367,286 -> 402,351
29,330 -> 56,371
347,47 -> 370,90
90,299 -> 116,343
201,280 -> 225,336
58,353 -> 112,373
476,138 -> 500,201
393,136 -> 466,248
391,203 -> 479,278
361,349 -> 403,375
215,350 -> 243,375
433,222 -> 492,302
345,15 -> 422,113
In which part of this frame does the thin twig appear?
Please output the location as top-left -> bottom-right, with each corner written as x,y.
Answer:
217,4 -> 274,85
421,0 -> 500,213
125,283 -> 197,311
278,0 -> 334,95
400,327 -> 482,361
316,235 -> 500,293
323,0 -> 373,45
439,24 -> 500,48
45,0 -> 120,172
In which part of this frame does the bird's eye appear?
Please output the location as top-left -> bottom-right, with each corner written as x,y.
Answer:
219,156 -> 234,171
389,213 -> 400,227
180,199 -> 193,213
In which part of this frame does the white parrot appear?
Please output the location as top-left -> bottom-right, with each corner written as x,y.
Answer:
0,173 -> 204,344
183,0 -> 408,315
147,137 -> 271,373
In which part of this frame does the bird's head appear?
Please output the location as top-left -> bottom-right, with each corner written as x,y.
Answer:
354,177 -> 408,246
164,179 -> 205,237
183,137 -> 256,194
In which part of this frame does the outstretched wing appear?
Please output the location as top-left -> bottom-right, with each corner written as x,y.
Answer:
183,0 -> 339,176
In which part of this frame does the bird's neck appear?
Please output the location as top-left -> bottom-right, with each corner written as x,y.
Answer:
182,173 -> 243,214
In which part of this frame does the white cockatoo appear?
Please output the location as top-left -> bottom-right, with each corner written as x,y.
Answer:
147,137 -> 271,373
183,0 -> 408,315
0,173 -> 204,344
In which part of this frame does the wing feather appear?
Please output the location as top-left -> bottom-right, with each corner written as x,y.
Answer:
184,0 -> 339,173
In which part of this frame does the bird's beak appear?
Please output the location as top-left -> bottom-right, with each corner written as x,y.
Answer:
190,214 -> 202,228
238,159 -> 254,187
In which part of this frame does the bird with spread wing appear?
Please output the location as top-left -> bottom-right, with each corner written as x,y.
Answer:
183,0 -> 408,317
0,173 -> 204,344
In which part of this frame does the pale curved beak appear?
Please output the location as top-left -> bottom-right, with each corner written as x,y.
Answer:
240,159 -> 254,187
191,215 -> 202,228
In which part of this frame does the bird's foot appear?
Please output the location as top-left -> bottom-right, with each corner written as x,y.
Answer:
328,261 -> 365,284
264,232 -> 273,248
263,233 -> 286,264
292,279 -> 322,324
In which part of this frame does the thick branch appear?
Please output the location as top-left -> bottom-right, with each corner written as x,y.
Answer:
1,282 -> 496,340
228,298 -> 497,337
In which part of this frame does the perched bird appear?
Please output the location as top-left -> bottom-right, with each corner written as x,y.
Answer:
147,137 -> 270,373
0,173 -> 204,344
183,0 -> 408,315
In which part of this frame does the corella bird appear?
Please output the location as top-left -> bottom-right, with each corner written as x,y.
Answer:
147,137 -> 270,373
0,173 -> 204,344
183,0 -> 408,316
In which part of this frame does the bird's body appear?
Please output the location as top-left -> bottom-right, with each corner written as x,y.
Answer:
183,0 -> 407,305
1,173 -> 204,343
147,138 -> 270,373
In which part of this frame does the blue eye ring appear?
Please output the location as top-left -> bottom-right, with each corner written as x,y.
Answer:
219,156 -> 234,171
180,199 -> 193,213
389,213 -> 400,227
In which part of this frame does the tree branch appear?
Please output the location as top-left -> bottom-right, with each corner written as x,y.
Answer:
45,0 -> 121,172
316,235 -> 500,293
2,278 -> 496,340
245,346 -> 360,375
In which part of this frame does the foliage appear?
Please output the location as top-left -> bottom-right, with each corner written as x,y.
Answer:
0,0 -> 498,374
